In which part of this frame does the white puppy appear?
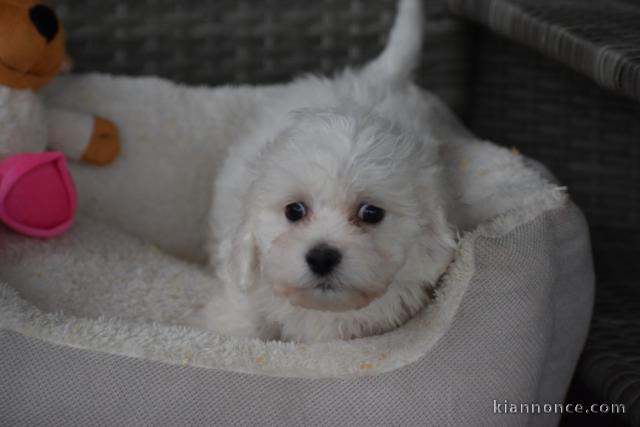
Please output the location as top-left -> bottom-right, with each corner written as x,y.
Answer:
196,0 -> 456,343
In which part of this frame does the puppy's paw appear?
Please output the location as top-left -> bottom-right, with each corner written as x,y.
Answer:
81,116 -> 120,165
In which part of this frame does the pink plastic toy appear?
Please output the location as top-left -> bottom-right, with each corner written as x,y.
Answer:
0,152 -> 77,238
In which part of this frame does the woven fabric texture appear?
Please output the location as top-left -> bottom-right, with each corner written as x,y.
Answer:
0,205 -> 593,426
447,0 -> 640,102
579,282 -> 640,427
51,0 -> 471,112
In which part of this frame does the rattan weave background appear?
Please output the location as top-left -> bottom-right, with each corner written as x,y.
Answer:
466,30 -> 640,283
465,29 -> 640,427
448,0 -> 640,103
52,0 -> 471,113
580,282 -> 640,427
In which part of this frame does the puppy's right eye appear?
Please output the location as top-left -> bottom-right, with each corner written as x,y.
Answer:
285,202 -> 307,222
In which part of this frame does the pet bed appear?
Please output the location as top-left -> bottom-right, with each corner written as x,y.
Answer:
0,74 -> 594,426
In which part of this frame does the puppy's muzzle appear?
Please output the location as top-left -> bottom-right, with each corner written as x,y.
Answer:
272,242 -> 385,312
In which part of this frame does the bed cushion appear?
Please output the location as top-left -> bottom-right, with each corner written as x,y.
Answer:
0,74 -> 594,426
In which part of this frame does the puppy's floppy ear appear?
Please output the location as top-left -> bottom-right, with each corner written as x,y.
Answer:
413,164 -> 457,282
222,220 -> 260,292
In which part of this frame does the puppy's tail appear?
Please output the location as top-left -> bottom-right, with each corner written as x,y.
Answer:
362,0 -> 424,85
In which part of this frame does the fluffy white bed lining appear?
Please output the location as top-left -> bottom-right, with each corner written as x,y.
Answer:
0,74 -> 566,378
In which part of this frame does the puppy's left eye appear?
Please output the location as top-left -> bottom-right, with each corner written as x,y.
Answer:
357,204 -> 385,224
285,202 -> 307,222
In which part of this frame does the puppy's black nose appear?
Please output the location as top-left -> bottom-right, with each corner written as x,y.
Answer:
306,243 -> 342,276
30,5 -> 59,42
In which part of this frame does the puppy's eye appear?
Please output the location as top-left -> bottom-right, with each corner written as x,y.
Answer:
285,202 -> 307,222
357,204 -> 385,224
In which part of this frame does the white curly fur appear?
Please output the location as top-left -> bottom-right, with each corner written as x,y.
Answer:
195,0 -> 457,342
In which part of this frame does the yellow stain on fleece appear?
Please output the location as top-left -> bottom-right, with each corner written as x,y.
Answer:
181,350 -> 193,366
360,362 -> 374,370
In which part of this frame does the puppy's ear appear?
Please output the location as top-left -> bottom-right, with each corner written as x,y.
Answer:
413,165 -> 457,283
222,221 -> 260,292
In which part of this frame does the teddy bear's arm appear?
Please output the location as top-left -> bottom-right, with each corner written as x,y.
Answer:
46,107 -> 120,165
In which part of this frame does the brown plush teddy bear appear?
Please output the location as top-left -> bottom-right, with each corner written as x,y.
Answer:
0,0 -> 120,165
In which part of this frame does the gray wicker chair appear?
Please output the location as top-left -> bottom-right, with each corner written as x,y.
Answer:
447,1 -> 640,426
38,0 -> 640,425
